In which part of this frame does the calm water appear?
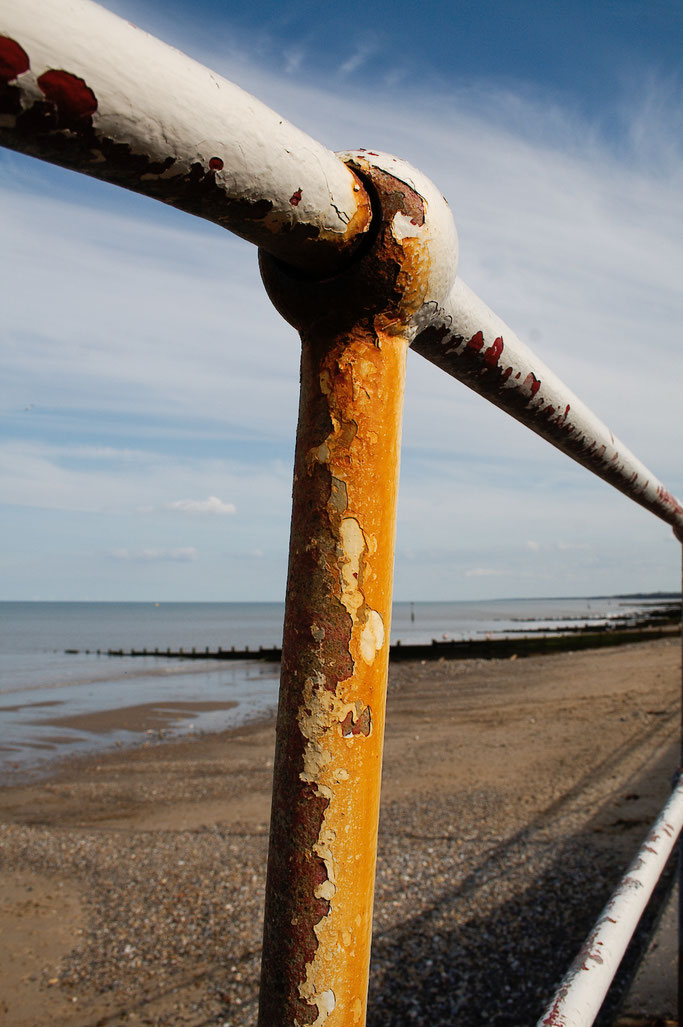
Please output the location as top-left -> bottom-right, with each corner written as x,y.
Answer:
0,597 -> 653,779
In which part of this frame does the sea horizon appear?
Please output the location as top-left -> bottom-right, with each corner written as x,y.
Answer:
1,594 -> 678,781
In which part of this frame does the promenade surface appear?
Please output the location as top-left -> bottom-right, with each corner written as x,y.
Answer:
617,877 -> 678,1025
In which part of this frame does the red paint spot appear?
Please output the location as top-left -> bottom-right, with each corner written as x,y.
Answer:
524,372 -> 541,396
515,371 -> 521,380
503,366 -> 513,379
367,151 -> 379,156
37,69 -> 97,120
483,336 -> 504,367
466,331 -> 484,353
564,404 -> 570,418
0,35 -> 29,82
289,188 -> 302,206
208,156 -> 224,171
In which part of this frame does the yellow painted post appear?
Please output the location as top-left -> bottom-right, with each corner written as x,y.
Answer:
257,153 -> 457,1026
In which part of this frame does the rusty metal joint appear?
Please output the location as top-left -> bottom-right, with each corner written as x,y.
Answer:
258,150 -> 458,341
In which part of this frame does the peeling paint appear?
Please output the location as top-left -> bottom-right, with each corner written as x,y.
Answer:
0,35 -> 29,82
536,773 -> 683,1027
359,609 -> 385,664
412,277 -> 683,537
0,0 -> 373,274
258,154 -> 455,1026
37,69 -> 97,121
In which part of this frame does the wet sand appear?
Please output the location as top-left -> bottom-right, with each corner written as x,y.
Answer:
0,637 -> 680,1025
35,700 -> 239,736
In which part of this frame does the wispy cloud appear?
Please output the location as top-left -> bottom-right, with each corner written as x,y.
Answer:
167,496 -> 236,515
110,547 -> 198,562
465,567 -> 506,578
283,47 -> 304,75
338,42 -> 376,77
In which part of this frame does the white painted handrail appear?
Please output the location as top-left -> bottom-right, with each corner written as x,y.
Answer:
537,774 -> 683,1026
0,0 -> 372,274
412,279 -> 683,536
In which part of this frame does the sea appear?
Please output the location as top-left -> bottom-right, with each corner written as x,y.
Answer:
0,597 -> 668,780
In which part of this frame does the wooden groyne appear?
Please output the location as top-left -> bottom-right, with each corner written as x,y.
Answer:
64,624 -> 680,664
64,644 -> 283,662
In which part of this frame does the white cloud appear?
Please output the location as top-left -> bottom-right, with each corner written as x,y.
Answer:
338,42 -> 376,77
110,547 -> 198,562
284,47 -> 303,75
465,568 -> 506,578
167,496 -> 236,515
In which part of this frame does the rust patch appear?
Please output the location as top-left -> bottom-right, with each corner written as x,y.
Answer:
340,704 -> 372,737
0,36 -> 29,82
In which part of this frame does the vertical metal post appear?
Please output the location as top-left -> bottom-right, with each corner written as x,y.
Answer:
259,322 -> 407,1026
256,153 -> 458,1026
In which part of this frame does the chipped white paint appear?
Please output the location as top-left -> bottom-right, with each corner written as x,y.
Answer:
359,609 -> 385,664
0,0 -> 370,272
412,277 -> 683,535
338,517 -> 385,666
339,518 -> 366,618
536,774 -> 683,1027
299,981 -> 337,1027
298,673 -> 336,796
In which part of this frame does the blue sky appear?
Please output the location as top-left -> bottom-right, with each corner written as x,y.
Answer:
1,0 -> 682,601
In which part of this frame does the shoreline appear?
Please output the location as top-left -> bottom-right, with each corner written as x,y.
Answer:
0,636 -> 680,1025
3,626 -> 679,786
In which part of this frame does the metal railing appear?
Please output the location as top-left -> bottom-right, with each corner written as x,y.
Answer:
1,1 -> 682,1023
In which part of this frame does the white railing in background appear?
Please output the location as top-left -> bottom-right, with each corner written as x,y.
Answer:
537,772 -> 683,1026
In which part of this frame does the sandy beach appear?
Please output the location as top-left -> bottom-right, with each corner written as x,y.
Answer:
0,636 -> 680,1026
